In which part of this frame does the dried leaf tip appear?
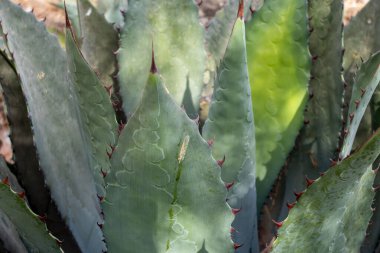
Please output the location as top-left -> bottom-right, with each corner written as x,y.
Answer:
238,0 -> 244,19
64,1 -> 71,28
150,46 -> 157,74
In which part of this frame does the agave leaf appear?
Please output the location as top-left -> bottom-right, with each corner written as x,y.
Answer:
340,52 -> 380,159
0,50 -> 81,253
0,1 -> 104,252
0,50 -> 50,213
94,0 -> 127,28
203,9 -> 258,253
66,20 -> 118,197
103,67 -> 234,252
246,0 -> 311,210
342,0 -> 380,151
0,179 -> 60,252
118,0 -> 206,117
271,128 -> 380,253
0,157 -> 23,193
343,0 -> 380,85
77,0 -> 118,90
0,210 -> 28,253
260,0 -> 345,240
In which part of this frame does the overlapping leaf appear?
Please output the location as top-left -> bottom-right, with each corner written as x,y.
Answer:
103,70 -> 233,253
246,0 -> 311,209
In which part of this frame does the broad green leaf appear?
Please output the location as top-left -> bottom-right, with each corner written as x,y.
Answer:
203,13 -> 258,253
118,0 -> 206,116
246,0 -> 311,210
77,0 -> 118,89
340,52 -> 380,159
66,22 -> 118,197
0,179 -> 60,252
0,1 -> 104,252
272,129 -> 380,253
103,71 -> 234,253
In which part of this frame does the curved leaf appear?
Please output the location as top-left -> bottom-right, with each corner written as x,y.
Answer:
66,22 -> 118,197
77,0 -> 118,90
246,0 -> 311,209
340,52 -> 380,159
260,0 -> 345,241
0,181 -> 60,252
272,129 -> 380,253
203,12 -> 258,253
0,210 -> 28,253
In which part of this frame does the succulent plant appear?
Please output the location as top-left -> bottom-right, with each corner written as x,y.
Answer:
0,0 -> 379,252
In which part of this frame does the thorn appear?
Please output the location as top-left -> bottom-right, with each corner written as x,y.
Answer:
360,88 -> 366,97
217,155 -> 226,167
308,152 -> 318,168
55,239 -> 63,247
38,214 -> 47,223
233,243 -> 243,250
272,219 -> 283,228
249,6 -> 255,14
329,158 -> 338,167
225,181 -> 235,190
231,208 -> 241,215
286,202 -> 296,210
150,45 -> 157,73
294,191 -> 304,201
305,176 -> 315,187
97,222 -> 103,229
17,191 -> 26,199
105,85 -> 112,96
230,227 -> 236,233
1,177 -> 9,186
101,169 -> 107,178
237,0 -> 244,19
349,112 -> 354,123
118,122 -> 126,134
97,194 -> 104,202
207,139 -> 214,147
354,99 -> 360,108
320,172 -> 325,177
64,2 -> 70,28
106,150 -> 113,159
312,55 -> 318,61
304,119 -> 310,125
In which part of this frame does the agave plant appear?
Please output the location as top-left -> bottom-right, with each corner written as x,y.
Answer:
0,0 -> 379,252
